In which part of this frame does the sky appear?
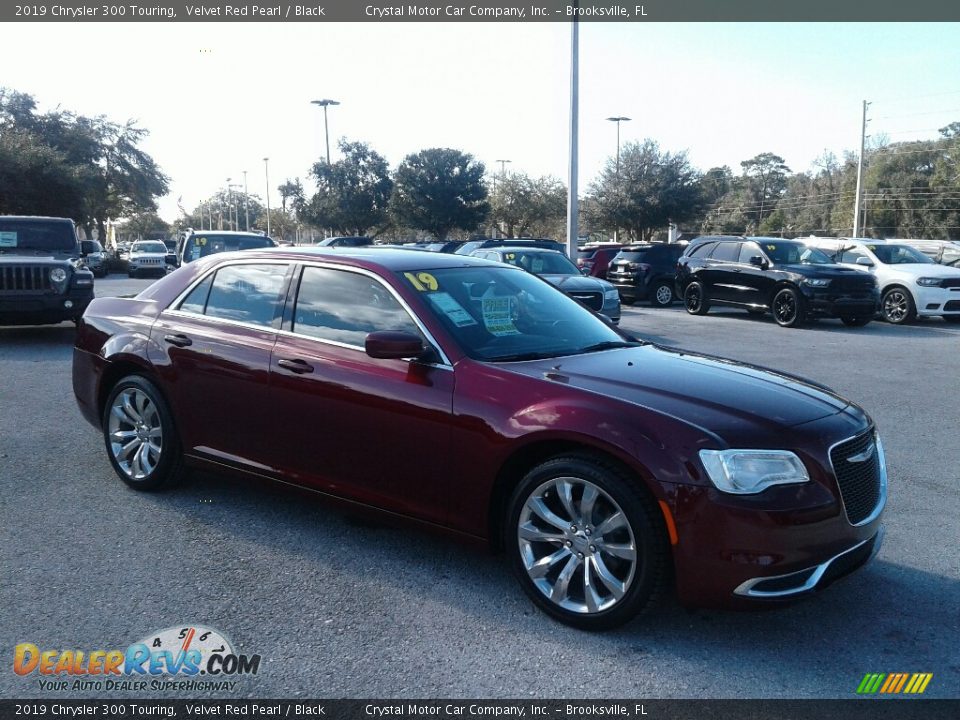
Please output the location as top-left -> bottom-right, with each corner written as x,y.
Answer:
2,20 -> 959,223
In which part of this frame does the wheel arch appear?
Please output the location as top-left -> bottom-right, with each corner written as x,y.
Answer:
97,358 -> 161,423
487,438 -> 664,553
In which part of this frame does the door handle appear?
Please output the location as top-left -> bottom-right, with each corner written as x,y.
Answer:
164,334 -> 192,347
277,358 -> 315,374
731,268 -> 742,273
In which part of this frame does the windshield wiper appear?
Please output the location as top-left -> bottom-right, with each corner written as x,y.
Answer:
487,351 -> 562,362
576,340 -> 642,354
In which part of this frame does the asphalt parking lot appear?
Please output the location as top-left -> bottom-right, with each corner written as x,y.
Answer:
1,276 -> 958,700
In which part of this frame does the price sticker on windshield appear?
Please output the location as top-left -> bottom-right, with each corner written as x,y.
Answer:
0,232 -> 17,247
196,237 -> 208,246
404,272 -> 439,291
766,244 -> 776,251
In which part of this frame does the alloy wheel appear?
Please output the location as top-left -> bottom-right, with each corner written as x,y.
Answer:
107,387 -> 163,480
883,290 -> 910,323
773,289 -> 799,325
654,284 -> 673,306
517,477 -> 637,614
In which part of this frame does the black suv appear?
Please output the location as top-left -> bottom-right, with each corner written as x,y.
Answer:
606,243 -> 687,306
675,237 -> 880,328
0,216 -> 95,325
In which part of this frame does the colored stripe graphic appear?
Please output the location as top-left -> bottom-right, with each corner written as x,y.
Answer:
857,673 -> 932,694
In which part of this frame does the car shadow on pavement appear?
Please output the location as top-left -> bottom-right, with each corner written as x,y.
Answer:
136,468 -> 958,697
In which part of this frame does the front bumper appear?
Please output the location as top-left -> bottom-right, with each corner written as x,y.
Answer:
913,284 -> 960,316
802,286 -> 879,318
667,416 -> 886,608
0,288 -> 94,325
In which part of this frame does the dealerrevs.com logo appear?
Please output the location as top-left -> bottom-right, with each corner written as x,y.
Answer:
13,625 -> 261,692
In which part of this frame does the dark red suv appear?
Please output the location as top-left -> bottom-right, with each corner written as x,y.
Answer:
576,243 -> 622,279
73,248 -> 886,630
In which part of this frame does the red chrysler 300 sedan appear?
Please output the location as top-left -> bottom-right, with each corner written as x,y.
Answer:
73,248 -> 886,629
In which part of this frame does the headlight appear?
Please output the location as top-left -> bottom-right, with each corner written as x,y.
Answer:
803,278 -> 831,287
49,268 -> 67,283
604,288 -> 620,300
699,449 -> 810,495
916,277 -> 941,287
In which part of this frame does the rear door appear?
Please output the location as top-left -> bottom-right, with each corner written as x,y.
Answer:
703,241 -> 742,302
150,262 -> 291,468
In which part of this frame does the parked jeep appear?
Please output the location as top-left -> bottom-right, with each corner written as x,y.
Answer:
0,216 -> 95,325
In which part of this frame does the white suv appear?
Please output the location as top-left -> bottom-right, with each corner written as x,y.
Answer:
803,237 -> 960,324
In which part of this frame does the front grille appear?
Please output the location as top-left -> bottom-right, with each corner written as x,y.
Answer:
134,257 -> 163,265
0,265 -> 51,292
830,431 -> 882,525
567,291 -> 603,311
944,300 -> 960,311
940,278 -> 960,289
831,275 -> 876,293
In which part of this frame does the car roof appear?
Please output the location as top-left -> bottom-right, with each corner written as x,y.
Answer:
485,246 -> 565,254
0,215 -> 75,224
186,230 -> 269,237
248,246 -> 503,272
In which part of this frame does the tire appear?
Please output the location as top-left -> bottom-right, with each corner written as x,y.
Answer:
684,282 -> 710,316
841,316 -> 872,327
772,287 -> 805,328
881,287 -> 916,324
505,454 -> 669,631
943,315 -> 960,324
650,281 -> 674,308
102,375 -> 185,491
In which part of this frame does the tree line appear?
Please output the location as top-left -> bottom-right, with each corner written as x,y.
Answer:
3,87 -> 958,243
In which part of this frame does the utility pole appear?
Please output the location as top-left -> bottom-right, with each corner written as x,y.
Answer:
263,158 -> 271,238
852,100 -> 870,237
565,6 -> 579,260
242,170 -> 250,231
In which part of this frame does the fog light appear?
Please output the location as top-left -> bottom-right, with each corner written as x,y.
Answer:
64,300 -> 74,309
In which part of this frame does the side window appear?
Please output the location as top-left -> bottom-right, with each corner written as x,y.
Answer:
293,267 -> 421,347
940,246 -> 960,266
688,242 -> 715,258
202,264 -> 289,327
178,274 -> 214,315
738,242 -> 764,264
709,242 -> 741,262
840,246 -> 868,264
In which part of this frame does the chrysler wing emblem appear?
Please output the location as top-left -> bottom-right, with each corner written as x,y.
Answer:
847,443 -> 876,463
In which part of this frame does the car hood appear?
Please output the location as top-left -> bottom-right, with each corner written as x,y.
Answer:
541,274 -> 613,292
876,263 -> 960,278
501,344 -> 857,439
778,263 -> 871,279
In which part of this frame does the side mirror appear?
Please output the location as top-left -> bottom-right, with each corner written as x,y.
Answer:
80,240 -> 93,256
749,255 -> 767,268
365,331 -> 429,360
855,257 -> 874,267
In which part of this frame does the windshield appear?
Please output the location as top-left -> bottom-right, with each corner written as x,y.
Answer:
867,243 -> 934,265
183,234 -> 276,262
133,242 -> 167,253
501,250 -> 580,276
763,241 -> 831,265
0,219 -> 77,252
397,266 -> 631,362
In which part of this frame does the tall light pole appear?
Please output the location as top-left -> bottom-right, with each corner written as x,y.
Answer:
228,183 -> 242,230
242,170 -> 250,231
566,8 -> 579,260
496,159 -> 512,176
606,116 -> 631,173
311,98 -> 340,164
607,117 -> 630,242
226,178 -> 233,230
852,100 -> 870,238
263,157 -> 271,238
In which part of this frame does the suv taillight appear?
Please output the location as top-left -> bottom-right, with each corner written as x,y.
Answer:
629,262 -> 651,273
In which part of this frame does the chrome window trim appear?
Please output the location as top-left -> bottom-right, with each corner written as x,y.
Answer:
827,428 -> 888,528
733,527 -> 883,599
164,258 -> 452,370
289,262 -> 452,369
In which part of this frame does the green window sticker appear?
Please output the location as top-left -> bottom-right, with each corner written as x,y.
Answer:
481,297 -> 520,336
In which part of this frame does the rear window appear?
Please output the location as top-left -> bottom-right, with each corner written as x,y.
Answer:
0,219 -> 77,252
615,248 -> 653,262
183,234 -> 276,263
